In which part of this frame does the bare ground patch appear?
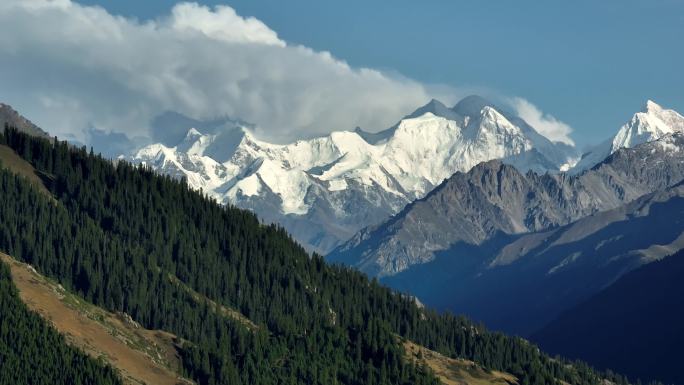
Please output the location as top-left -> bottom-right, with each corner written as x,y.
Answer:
1,253 -> 193,385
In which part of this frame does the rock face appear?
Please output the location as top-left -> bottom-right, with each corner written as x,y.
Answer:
329,133 -> 684,277
132,96 -> 576,253
463,180 -> 684,335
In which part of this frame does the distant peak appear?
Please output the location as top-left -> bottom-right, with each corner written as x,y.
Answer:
405,98 -> 460,121
643,99 -> 663,114
186,127 -> 203,137
452,95 -> 496,117
466,159 -> 522,178
413,98 -> 448,113
425,98 -> 448,108
481,105 -> 498,115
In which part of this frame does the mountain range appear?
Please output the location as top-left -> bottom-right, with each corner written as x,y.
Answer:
329,132 -> 684,279
131,97 -> 684,259
363,167 -> 684,335
132,96 -> 684,338
132,96 -> 578,253
328,101 -> 684,337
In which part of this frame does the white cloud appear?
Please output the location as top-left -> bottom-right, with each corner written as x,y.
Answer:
0,0 -> 447,143
168,3 -> 284,46
510,97 -> 575,145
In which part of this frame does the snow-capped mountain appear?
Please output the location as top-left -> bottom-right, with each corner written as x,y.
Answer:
327,132 -> 684,337
329,132 -> 684,277
573,100 -> 684,172
329,100 -> 684,276
132,96 -> 577,253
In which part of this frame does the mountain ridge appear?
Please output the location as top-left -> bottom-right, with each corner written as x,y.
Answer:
329,132 -> 684,277
133,95 -> 577,253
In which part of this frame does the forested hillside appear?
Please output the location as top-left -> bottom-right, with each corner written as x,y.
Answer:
0,125 -> 642,385
0,260 -> 122,385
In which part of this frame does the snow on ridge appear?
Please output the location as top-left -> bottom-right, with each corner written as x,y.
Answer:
134,99 -> 574,212
132,96 -> 578,251
573,100 -> 684,173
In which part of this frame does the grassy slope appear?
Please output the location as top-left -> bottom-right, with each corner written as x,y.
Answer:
1,253 -> 193,385
0,145 -> 190,383
403,340 -> 518,385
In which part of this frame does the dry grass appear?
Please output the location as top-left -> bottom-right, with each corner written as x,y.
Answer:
403,339 -> 518,385
0,144 -> 52,197
1,253 -> 193,385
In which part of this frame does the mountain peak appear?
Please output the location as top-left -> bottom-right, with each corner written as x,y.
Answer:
572,101 -> 684,172
133,95 -> 580,253
185,127 -> 203,138
150,111 -> 252,147
452,95 -> 496,117
639,100 -> 684,131
643,99 -> 663,114
405,98 -> 460,120
426,98 -> 447,108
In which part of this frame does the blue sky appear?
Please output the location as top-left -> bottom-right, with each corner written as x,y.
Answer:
2,1 -> 682,148
75,0 -> 684,147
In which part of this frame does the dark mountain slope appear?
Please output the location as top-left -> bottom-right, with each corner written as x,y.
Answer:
383,182 -> 684,335
532,249 -> 684,385
0,126 -> 637,385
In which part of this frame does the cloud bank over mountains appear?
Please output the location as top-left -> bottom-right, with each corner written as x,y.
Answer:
0,0 -> 573,145
510,97 -> 574,145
